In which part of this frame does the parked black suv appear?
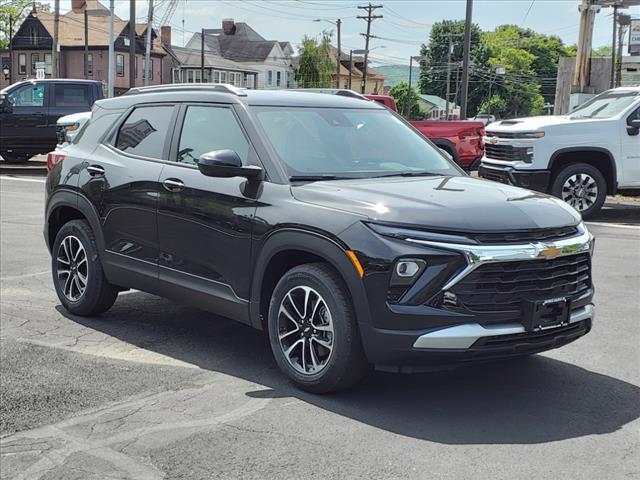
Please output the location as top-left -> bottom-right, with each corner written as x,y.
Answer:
0,79 -> 103,163
45,85 -> 595,392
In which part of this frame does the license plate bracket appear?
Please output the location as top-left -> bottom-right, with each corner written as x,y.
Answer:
522,297 -> 570,332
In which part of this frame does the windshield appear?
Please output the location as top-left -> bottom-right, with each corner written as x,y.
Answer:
570,90 -> 639,119
252,107 -> 460,180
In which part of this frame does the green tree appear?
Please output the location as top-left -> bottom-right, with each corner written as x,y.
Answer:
389,81 -> 421,119
294,31 -> 335,89
0,0 -> 38,49
418,20 -> 489,118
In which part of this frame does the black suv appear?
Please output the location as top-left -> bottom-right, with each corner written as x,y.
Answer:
0,79 -> 103,163
45,85 -> 595,392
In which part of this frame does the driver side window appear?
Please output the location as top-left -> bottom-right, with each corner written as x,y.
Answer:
9,84 -> 45,107
176,106 -> 250,165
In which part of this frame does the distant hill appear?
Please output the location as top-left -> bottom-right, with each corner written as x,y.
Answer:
374,65 -> 420,87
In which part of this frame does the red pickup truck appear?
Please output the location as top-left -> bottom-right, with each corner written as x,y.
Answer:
366,94 -> 485,170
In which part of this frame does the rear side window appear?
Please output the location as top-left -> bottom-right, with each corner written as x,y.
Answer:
115,105 -> 174,159
53,84 -> 92,108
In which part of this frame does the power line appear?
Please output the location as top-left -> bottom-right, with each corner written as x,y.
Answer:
521,0 -> 536,27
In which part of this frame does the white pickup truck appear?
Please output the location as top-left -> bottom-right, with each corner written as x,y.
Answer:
479,86 -> 640,218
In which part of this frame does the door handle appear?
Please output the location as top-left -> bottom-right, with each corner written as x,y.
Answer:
87,165 -> 105,176
163,178 -> 185,192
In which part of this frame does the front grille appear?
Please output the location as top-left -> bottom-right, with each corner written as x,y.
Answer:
485,144 -> 529,162
450,253 -> 592,313
56,125 -> 66,145
470,226 -> 579,244
486,131 -> 525,139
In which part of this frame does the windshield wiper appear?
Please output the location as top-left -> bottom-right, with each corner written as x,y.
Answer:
289,174 -> 350,182
373,171 -> 440,178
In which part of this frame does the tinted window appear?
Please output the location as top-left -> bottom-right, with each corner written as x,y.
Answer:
9,84 -> 45,107
53,84 -> 91,107
176,106 -> 249,165
116,105 -> 174,159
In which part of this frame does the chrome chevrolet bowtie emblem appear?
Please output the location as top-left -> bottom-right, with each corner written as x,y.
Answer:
538,245 -> 561,259
488,136 -> 498,144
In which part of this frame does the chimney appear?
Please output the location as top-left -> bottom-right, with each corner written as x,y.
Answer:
161,26 -> 172,46
222,18 -> 236,35
71,0 -> 86,12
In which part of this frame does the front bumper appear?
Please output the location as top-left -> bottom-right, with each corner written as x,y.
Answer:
479,163 -> 550,192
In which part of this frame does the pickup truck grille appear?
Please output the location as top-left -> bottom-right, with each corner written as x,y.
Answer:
484,144 -> 529,162
450,253 -> 592,313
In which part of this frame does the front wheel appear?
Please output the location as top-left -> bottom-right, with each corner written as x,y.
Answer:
550,163 -> 606,219
1,151 -> 31,163
268,263 -> 367,393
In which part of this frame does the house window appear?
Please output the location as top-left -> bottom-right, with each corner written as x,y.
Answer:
267,70 -> 273,86
30,28 -> 37,46
124,37 -> 130,47
235,73 -> 242,87
220,71 -> 227,83
213,71 -> 220,83
19,54 -> 26,75
187,69 -> 202,83
246,75 -> 254,89
228,72 -> 235,85
276,71 -> 281,87
284,71 -> 289,88
44,53 -> 52,75
87,53 -> 93,76
31,53 -> 39,74
116,54 -> 124,76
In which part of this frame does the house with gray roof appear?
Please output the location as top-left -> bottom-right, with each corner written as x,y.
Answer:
186,20 -> 293,89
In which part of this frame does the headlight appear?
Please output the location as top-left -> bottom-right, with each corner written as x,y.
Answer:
65,123 -> 80,132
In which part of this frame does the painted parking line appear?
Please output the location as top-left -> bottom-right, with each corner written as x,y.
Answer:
0,176 -> 46,184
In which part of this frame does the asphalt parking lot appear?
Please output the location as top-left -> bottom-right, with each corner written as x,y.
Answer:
1,174 -> 639,480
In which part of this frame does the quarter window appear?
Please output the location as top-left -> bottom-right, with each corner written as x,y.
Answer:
176,106 -> 250,165
115,105 -> 174,159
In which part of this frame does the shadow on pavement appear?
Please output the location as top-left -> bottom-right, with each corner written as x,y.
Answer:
589,201 -> 640,225
58,296 -> 640,446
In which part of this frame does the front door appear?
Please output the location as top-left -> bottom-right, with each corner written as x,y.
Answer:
157,104 -> 259,324
78,103 -> 177,291
621,107 -> 640,187
1,82 -> 49,156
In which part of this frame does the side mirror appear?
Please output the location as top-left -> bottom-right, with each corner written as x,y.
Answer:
0,94 -> 12,113
197,149 -> 264,181
627,117 -> 640,136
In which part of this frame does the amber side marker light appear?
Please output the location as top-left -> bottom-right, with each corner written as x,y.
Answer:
346,250 -> 365,278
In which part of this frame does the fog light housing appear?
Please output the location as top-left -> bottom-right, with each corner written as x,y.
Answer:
390,259 -> 427,286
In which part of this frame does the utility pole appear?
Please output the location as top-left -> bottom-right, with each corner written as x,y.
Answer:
129,0 -> 136,89
348,50 -> 353,89
84,9 -> 89,79
336,19 -> 342,89
201,29 -> 205,83
108,0 -> 114,97
459,0 -> 473,119
610,5 -> 618,88
357,3 -> 383,94
8,14 -> 13,84
445,35 -> 453,120
144,0 -> 154,86
573,0 -> 598,92
616,14 -> 631,87
407,56 -> 413,117
53,0 -> 59,77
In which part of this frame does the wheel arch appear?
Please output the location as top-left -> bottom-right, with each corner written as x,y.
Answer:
46,190 -> 105,254
249,229 -> 371,331
549,147 -> 617,195
431,138 -> 459,162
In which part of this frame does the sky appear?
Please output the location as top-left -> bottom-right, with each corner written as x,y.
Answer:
44,0 -> 640,66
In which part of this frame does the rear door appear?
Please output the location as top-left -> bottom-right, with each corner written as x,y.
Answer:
156,103 -> 260,323
78,103 -> 178,291
1,82 -> 49,153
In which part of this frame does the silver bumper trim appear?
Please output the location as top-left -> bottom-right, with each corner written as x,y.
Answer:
412,304 -> 594,350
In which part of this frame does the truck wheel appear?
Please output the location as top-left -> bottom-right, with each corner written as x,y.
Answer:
551,163 -> 606,219
1,152 -> 30,164
268,263 -> 368,393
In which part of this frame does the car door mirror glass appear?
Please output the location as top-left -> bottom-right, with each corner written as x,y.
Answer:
197,150 -> 263,180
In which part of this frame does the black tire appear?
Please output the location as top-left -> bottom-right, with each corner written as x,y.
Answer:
550,162 -> 607,219
51,219 -> 119,316
1,151 -> 30,164
268,263 -> 368,393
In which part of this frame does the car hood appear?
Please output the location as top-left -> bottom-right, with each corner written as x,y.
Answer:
486,115 -> 607,133
291,175 -> 581,233
56,111 -> 91,125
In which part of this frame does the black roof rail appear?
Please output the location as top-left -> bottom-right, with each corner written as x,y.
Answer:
125,83 -> 248,97
288,88 -> 370,101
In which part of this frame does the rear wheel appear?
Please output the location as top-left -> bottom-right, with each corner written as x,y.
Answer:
1,151 -> 30,163
551,163 -> 606,219
52,220 -> 119,316
268,263 -> 367,393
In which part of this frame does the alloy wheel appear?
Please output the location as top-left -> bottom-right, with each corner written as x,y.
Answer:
56,235 -> 88,302
561,173 -> 598,212
277,286 -> 334,375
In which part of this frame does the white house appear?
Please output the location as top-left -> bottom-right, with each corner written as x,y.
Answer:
186,20 -> 293,90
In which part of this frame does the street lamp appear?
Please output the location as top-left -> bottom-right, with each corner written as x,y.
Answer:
3,66 -> 10,80
313,18 -> 341,89
349,46 -> 385,92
